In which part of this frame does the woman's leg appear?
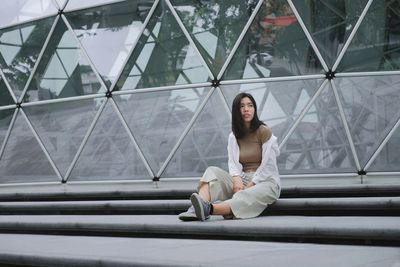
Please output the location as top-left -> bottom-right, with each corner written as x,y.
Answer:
198,182 -> 211,202
212,202 -> 232,215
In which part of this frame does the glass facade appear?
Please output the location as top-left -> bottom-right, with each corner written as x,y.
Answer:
0,0 -> 399,184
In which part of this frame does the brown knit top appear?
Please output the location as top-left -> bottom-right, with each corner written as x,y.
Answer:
237,125 -> 272,173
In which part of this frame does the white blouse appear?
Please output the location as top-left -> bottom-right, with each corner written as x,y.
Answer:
227,132 -> 280,186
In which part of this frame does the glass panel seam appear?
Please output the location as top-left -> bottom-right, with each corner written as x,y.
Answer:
157,87 -> 215,178
20,108 -> 63,181
18,15 -> 60,103
0,108 -> 18,160
66,179 -> 154,185
0,181 -> 61,187
287,0 -> 329,72
61,0 -> 69,10
331,80 -> 361,170
366,172 -> 400,176
165,0 -> 214,80
52,0 -> 61,10
0,70 -> 17,103
110,98 -> 154,179
336,71 -> 400,77
364,116 -> 400,171
216,87 -> 231,117
220,75 -> 325,85
21,93 -> 106,107
278,79 -> 329,148
0,105 -> 16,111
112,83 -> 212,96
0,14 -> 58,31
64,97 -> 108,181
281,173 -> 358,178
332,0 -> 374,71
109,0 -> 160,92
217,0 -> 265,80
61,14 -> 109,90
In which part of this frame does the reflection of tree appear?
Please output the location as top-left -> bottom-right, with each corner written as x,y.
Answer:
0,18 -> 53,96
175,0 -> 258,75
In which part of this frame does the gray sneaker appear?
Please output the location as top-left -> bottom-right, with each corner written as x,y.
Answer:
190,193 -> 211,221
178,205 -> 198,221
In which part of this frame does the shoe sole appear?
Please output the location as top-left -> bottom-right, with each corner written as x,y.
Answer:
190,193 -> 206,221
178,212 -> 198,222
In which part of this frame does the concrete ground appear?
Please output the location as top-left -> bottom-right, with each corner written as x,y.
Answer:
0,233 -> 399,267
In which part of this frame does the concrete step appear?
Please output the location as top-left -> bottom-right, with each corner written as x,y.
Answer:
1,184 -> 399,201
0,234 -> 399,267
0,197 -> 399,216
0,215 -> 398,245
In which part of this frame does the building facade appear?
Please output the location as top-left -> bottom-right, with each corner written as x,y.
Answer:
0,0 -> 399,185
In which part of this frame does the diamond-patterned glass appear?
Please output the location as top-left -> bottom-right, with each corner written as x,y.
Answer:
66,0 -> 155,87
223,0 -> 324,80
0,111 -> 59,184
69,99 -> 150,181
337,0 -> 400,72
163,89 -> 230,178
0,17 -> 54,99
114,2 -> 210,91
23,18 -> 106,103
171,0 -> 258,77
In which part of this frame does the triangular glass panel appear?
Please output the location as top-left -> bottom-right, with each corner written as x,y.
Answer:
337,1 -> 400,72
66,0 -> 155,87
69,99 -> 150,181
221,79 -> 323,140
0,77 -> 15,106
292,0 -> 368,68
54,0 -> 67,10
334,75 -> 400,168
162,89 -> 230,178
64,0 -> 128,12
0,110 -> 59,184
23,98 -> 103,177
114,86 -> 210,174
114,1 -> 210,91
367,121 -> 400,172
278,82 -> 355,174
0,108 -> 15,154
0,1 -> 58,29
223,0 -> 325,80
0,17 -> 54,99
23,18 -> 106,103
171,0 -> 259,77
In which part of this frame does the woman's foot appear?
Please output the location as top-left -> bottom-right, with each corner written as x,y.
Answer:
190,193 -> 211,221
178,205 -> 198,221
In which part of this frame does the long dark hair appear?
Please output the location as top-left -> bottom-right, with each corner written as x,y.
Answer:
231,92 -> 265,139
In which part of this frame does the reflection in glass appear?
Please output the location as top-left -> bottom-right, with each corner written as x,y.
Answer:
368,123 -> 400,172
24,98 -> 103,177
69,100 -> 150,181
0,78 -> 14,106
221,79 -> 322,140
172,0 -> 258,76
163,89 -> 230,178
278,83 -> 354,174
338,0 -> 400,72
0,0 -> 57,29
0,111 -> 59,184
0,17 -> 54,99
293,0 -> 368,68
115,87 -> 210,174
66,0 -> 154,87
114,3 -> 210,91
23,19 -> 106,103
335,75 -> 400,168
0,108 -> 14,153
224,0 -> 324,80
64,0 -> 125,11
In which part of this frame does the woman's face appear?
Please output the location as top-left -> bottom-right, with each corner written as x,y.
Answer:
240,97 -> 255,128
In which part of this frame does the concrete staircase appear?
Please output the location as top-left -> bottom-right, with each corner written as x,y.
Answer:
0,183 -> 399,266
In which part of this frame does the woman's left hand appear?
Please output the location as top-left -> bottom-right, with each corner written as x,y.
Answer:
245,182 -> 255,189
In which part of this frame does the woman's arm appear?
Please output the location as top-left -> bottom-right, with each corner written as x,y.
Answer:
227,133 -> 245,192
